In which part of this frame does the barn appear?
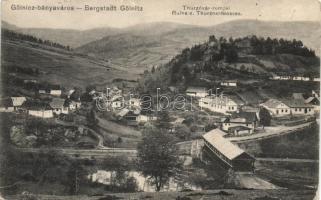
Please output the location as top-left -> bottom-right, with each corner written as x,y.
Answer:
202,129 -> 255,172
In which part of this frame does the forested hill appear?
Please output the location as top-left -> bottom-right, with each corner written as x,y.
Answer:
137,35 -> 320,92
1,29 -> 72,51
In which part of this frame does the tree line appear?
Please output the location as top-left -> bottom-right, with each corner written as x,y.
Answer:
2,29 -> 72,51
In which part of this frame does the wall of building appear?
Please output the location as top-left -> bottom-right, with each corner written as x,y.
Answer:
29,110 -> 53,118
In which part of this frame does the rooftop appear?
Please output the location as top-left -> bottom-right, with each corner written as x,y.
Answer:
186,87 -> 207,93
50,98 -> 66,109
202,129 -> 247,160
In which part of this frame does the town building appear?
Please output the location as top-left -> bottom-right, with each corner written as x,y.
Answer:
260,98 -> 314,116
220,80 -> 238,87
11,97 -> 27,111
50,98 -> 69,115
202,129 -> 255,172
221,111 -> 258,135
128,97 -> 141,110
50,87 -> 62,96
186,87 -> 208,98
65,99 -> 81,111
199,95 -> 244,114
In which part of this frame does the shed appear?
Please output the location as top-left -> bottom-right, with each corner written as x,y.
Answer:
202,129 -> 255,172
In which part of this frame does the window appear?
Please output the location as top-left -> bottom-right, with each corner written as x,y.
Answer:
231,106 -> 234,110
285,109 -> 288,113
295,108 -> 297,111
299,108 -> 302,111
281,109 -> 283,112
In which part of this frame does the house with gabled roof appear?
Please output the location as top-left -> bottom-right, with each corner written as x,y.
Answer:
11,97 -> 27,110
186,87 -> 208,98
199,94 -> 244,114
260,98 -> 314,116
202,129 -> 255,172
23,100 -> 53,118
50,98 -> 68,115
221,111 -> 258,135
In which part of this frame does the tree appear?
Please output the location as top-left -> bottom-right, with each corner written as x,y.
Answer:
137,125 -> 181,191
259,107 -> 272,128
86,110 -> 98,127
155,111 -> 171,129
174,124 -> 191,140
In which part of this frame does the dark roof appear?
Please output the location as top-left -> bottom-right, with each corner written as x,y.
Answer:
228,126 -> 251,132
281,98 -> 313,108
0,98 -> 13,107
50,98 -> 66,109
230,111 -> 257,123
292,93 -> 304,100
22,99 -> 51,110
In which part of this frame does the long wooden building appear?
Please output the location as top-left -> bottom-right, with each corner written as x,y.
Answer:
202,129 -> 255,172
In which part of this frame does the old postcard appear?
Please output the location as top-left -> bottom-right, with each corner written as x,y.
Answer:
0,0 -> 320,199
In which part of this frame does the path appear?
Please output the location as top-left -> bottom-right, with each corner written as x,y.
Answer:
256,157 -> 319,163
16,147 -> 137,159
228,121 -> 314,143
235,173 -> 281,189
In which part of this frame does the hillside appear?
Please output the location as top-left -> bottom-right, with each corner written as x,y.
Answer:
4,20 -> 320,74
1,33 -> 139,94
137,35 -> 320,93
75,20 -> 320,72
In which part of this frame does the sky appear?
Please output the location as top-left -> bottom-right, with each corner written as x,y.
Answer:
1,0 -> 321,30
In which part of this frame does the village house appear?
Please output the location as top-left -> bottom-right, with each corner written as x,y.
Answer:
202,129 -> 255,172
221,111 -> 258,135
199,95 -> 244,114
38,85 -> 62,96
50,98 -> 69,115
65,99 -> 81,111
220,80 -> 238,87
0,98 -> 14,112
11,97 -> 27,111
50,87 -> 62,96
128,97 -> 141,110
186,87 -> 208,98
260,98 -> 314,116
23,101 -> 53,118
305,95 -> 320,114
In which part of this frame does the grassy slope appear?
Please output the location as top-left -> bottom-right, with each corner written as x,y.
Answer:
1,40 -> 139,89
4,189 -> 317,200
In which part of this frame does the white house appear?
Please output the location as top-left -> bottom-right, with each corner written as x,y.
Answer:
50,98 -> 68,115
221,112 -> 258,135
67,100 -> 81,111
11,97 -> 27,110
220,80 -> 238,87
50,89 -> 62,96
128,98 -> 141,109
137,115 -> 157,123
199,95 -> 244,114
112,100 -> 124,109
186,87 -> 208,98
260,98 -> 314,116
305,96 -> 320,114
28,109 -> 53,118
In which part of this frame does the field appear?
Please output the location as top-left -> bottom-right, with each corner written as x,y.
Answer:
1,40 -> 139,90
238,124 -> 319,159
4,189 -> 317,200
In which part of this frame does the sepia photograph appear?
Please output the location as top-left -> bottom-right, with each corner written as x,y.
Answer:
0,0 -> 320,199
